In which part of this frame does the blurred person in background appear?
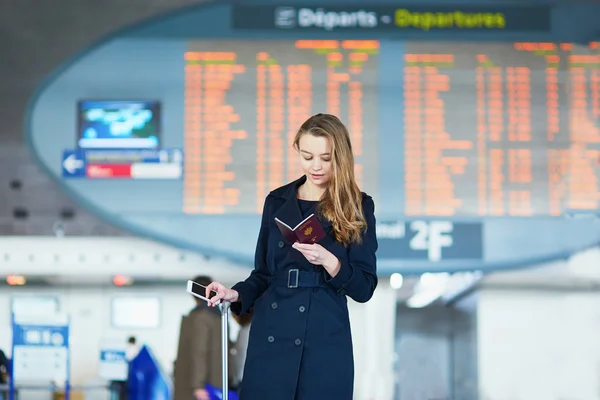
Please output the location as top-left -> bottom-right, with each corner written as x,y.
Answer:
125,336 -> 140,361
111,336 -> 139,400
114,336 -> 141,400
0,348 -> 9,400
230,311 -> 252,392
173,275 -> 228,400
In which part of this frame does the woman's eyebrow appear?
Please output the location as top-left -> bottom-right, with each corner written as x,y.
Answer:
300,150 -> 330,156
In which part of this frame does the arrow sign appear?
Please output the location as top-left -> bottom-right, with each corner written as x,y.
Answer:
62,150 -> 86,178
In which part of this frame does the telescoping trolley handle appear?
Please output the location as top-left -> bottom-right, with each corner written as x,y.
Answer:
219,301 -> 230,400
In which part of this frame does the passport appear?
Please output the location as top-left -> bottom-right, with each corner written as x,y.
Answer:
274,213 -> 326,244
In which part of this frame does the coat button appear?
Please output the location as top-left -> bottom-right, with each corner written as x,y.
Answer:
299,305 -> 306,313
278,241 -> 285,248
268,336 -> 275,343
271,302 -> 278,310
295,339 -> 302,346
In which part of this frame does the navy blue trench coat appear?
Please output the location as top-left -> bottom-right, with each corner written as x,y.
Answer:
231,176 -> 378,400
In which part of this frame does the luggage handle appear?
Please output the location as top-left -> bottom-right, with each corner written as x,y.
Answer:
219,301 -> 230,400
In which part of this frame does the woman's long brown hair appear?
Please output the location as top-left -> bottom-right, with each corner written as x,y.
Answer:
293,113 -> 367,247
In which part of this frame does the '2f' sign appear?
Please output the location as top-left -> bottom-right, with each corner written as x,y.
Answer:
409,221 -> 454,262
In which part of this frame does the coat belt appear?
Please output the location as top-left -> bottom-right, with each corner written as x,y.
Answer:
269,269 -> 327,289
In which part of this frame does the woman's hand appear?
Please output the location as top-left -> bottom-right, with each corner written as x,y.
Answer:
292,242 -> 341,277
205,281 -> 240,307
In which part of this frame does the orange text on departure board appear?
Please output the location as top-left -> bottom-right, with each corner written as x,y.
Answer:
183,51 -> 246,214
404,41 -> 600,217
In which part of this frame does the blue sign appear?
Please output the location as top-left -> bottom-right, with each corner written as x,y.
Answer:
376,220 -> 483,262
99,346 -> 128,381
10,313 -> 70,399
61,150 -> 86,178
100,349 -> 126,362
12,323 -> 69,347
61,148 -> 183,179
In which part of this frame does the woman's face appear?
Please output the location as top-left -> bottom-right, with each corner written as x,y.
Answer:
298,133 -> 332,188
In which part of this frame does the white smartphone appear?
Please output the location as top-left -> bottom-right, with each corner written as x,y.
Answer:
186,280 -> 220,304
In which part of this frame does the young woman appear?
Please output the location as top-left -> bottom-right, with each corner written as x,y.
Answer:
206,113 -> 378,400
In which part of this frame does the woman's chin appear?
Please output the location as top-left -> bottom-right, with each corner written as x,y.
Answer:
307,174 -> 329,187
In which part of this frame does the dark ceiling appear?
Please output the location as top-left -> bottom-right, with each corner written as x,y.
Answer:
0,0 -> 205,235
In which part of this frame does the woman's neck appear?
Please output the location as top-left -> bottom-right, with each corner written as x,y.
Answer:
298,180 -> 325,201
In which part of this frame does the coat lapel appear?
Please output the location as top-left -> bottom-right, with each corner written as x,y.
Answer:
272,175 -> 334,235
272,176 -> 305,228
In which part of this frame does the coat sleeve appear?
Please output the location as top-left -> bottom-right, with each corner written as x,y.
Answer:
324,195 -> 378,303
231,195 -> 273,315
189,313 -> 211,390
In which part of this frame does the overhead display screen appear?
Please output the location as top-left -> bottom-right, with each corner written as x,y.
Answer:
180,40 -> 600,217
77,100 -> 161,149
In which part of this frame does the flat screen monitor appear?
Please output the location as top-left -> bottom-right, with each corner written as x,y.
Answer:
111,296 -> 161,329
77,100 -> 161,149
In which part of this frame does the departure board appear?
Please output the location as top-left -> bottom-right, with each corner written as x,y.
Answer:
182,40 -> 600,216
402,41 -> 600,216
183,40 -> 379,214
